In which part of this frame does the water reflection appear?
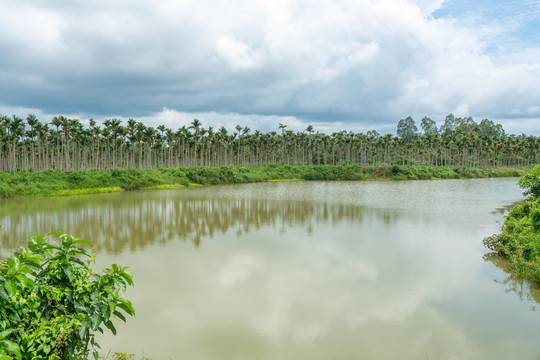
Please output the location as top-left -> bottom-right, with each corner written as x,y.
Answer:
0,189 -> 389,257
484,252 -> 540,308
1,179 -> 538,359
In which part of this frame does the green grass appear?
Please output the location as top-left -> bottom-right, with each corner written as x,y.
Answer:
141,184 -> 186,190
0,165 -> 528,199
50,186 -> 123,196
267,178 -> 303,182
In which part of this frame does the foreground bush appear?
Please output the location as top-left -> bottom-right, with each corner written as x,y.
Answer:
0,233 -> 134,359
484,165 -> 540,282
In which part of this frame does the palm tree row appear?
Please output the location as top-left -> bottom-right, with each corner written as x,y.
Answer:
0,114 -> 538,172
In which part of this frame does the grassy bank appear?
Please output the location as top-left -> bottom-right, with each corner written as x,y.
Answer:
0,165 -> 527,199
484,165 -> 540,283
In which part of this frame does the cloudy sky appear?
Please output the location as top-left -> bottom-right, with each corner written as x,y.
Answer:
0,0 -> 539,135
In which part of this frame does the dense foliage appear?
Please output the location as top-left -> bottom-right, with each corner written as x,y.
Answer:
0,113 -> 538,172
0,165 -> 525,199
0,233 -> 134,359
484,165 -> 540,282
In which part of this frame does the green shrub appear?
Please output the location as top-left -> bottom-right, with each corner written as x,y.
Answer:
484,165 -> 540,282
531,208 -> 540,232
0,233 -> 134,359
507,200 -> 531,220
518,164 -> 540,199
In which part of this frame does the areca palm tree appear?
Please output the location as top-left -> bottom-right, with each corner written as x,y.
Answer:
0,113 -> 537,172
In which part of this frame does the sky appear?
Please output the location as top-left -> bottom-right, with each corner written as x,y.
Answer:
0,0 -> 539,135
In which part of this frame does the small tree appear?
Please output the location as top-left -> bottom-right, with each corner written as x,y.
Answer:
0,233 -> 134,359
518,164 -> 540,199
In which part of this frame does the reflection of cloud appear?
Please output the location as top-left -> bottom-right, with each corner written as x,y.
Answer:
218,254 -> 263,287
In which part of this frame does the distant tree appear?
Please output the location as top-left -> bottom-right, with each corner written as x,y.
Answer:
396,116 -> 418,140
366,130 -> 380,138
420,116 -> 438,135
478,118 -> 505,138
440,114 -> 457,135
0,112 -> 533,171
455,116 -> 477,135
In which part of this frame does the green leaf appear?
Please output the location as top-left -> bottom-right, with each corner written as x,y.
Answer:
5,259 -> 16,275
113,277 -> 127,292
0,328 -> 17,340
74,248 -> 91,258
4,280 -> 16,297
91,313 -> 101,330
104,320 -> 117,336
14,274 -> 33,289
24,261 -> 42,273
113,310 -> 126,322
119,270 -> 134,286
117,298 -> 135,316
98,303 -> 110,321
72,238 -> 93,247
71,257 -> 86,266
74,302 -> 90,313
0,354 -> 13,360
108,300 -> 116,314
61,264 -> 73,282
0,287 -> 9,301
2,340 -> 21,360
79,320 -> 90,340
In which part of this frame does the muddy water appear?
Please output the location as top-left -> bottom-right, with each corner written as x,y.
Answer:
0,178 -> 538,359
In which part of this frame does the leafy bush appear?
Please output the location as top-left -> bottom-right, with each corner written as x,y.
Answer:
532,208 -> 540,232
484,167 -> 540,283
0,233 -> 134,359
518,164 -> 540,199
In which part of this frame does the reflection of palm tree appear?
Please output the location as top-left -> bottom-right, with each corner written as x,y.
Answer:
0,189 -> 369,254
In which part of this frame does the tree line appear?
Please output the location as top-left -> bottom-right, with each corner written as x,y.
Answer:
0,113 -> 538,172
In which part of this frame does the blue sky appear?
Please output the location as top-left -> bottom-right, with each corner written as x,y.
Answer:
434,0 -> 540,54
0,0 -> 539,135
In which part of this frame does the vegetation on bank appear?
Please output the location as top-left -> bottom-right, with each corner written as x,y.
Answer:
0,232 -> 134,359
0,165 -> 527,199
1,113 -> 538,172
484,165 -> 540,283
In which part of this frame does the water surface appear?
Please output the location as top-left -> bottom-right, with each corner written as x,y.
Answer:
0,178 -> 538,359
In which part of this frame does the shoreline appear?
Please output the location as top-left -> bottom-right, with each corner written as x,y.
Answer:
0,165 -> 527,199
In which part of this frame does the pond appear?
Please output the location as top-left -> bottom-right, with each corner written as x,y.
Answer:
0,178 -> 539,359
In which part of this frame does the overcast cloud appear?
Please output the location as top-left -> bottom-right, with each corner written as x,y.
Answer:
0,0 -> 539,134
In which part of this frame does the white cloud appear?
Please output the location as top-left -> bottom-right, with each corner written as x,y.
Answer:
215,36 -> 267,71
409,0 -> 446,16
0,0 -> 539,134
